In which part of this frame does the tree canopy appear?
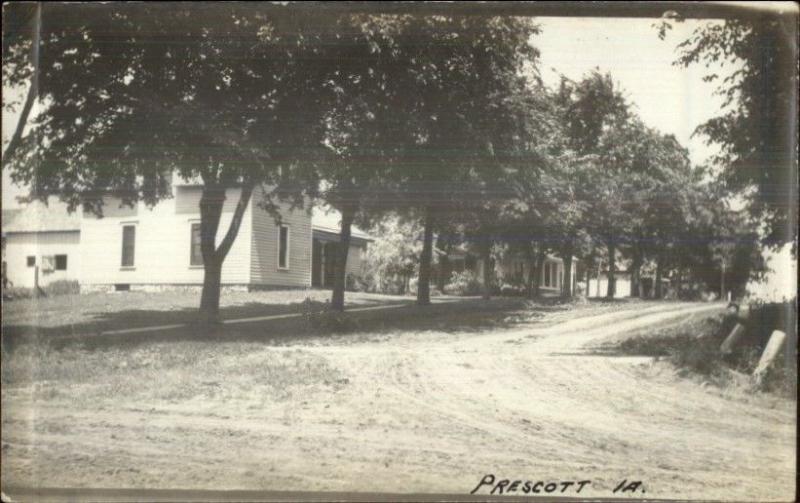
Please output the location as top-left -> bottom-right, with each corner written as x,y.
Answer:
658,13 -> 798,248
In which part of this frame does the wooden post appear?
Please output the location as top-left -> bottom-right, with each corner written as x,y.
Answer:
720,323 -> 746,354
753,330 -> 787,387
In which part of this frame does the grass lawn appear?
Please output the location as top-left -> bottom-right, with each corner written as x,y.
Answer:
1,289 -> 439,338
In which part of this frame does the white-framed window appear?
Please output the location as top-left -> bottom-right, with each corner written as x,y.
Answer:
190,221 -> 203,267
121,223 -> 137,268
277,224 -> 290,270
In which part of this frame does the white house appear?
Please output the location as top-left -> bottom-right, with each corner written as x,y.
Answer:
443,247 -> 577,296
2,183 -> 371,292
2,201 -> 81,289
489,253 -> 578,295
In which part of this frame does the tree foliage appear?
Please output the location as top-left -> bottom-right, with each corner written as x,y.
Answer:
658,14 -> 798,247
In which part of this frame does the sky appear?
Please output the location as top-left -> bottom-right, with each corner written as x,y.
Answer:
534,16 -> 730,167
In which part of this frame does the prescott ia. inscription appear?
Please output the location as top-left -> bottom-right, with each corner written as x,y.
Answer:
470,474 -> 646,496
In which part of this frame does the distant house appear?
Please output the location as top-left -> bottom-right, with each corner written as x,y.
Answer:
310,209 -> 372,289
489,253 -> 578,295
2,202 -> 81,288
583,270 -> 670,299
2,181 -> 371,292
442,245 -> 577,296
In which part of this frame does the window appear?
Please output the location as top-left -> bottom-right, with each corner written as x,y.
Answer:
55,255 -> 68,271
121,225 -> 136,267
190,223 -> 203,266
278,225 -> 290,269
26,256 -> 35,267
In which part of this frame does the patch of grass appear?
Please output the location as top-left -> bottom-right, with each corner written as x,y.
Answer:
614,312 -> 796,398
1,338 -> 346,404
617,315 -> 725,376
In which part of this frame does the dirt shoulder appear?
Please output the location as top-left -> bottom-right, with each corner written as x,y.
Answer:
1,300 -> 795,500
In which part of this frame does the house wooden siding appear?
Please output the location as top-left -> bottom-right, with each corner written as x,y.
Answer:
3,231 -> 81,288
7,185 -> 369,292
80,188 -> 252,287
250,186 -> 313,288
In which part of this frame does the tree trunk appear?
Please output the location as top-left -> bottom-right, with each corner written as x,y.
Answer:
533,246 -> 545,298
584,250 -> 594,297
630,251 -> 642,298
2,3 -> 40,167
417,206 -> 435,306
655,254 -> 664,299
437,254 -> 449,294
606,240 -> 616,298
561,243 -> 574,298
585,262 -> 591,295
596,261 -> 601,297
720,262 -> 726,300
481,243 -> 493,300
525,243 -> 536,298
198,187 -> 226,323
331,206 -> 355,311
198,183 -> 254,323
199,257 -> 222,318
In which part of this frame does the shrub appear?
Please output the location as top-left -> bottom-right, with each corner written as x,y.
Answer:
498,281 -> 525,297
301,297 -> 359,334
445,270 -> 482,296
345,273 -> 365,292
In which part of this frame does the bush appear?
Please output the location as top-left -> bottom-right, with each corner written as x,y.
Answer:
445,270 -> 482,296
345,273 -> 366,292
498,280 -> 525,297
301,297 -> 359,334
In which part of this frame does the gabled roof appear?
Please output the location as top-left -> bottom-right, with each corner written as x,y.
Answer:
1,200 -> 80,234
311,206 -> 372,241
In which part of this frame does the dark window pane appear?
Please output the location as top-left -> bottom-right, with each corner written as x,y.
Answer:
190,223 -> 203,266
121,225 -> 136,267
26,256 -> 35,267
55,255 -> 68,270
278,225 -> 289,269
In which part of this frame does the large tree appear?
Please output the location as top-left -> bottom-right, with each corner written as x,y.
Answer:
2,4 -> 352,320
317,14 -> 410,311
658,13 -> 798,248
384,15 -> 539,306
558,72 -> 631,298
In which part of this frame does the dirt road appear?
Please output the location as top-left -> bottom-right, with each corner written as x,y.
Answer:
2,301 -> 795,500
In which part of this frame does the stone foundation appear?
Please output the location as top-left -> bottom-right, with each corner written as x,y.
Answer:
80,283 -> 250,294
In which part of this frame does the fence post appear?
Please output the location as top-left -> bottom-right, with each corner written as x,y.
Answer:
753,330 -> 787,388
721,323 -> 746,355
